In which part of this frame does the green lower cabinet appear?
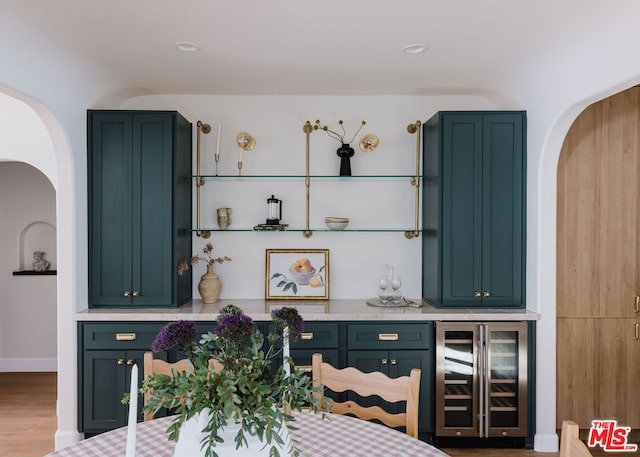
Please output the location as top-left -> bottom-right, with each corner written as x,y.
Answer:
78,322 -> 169,434
347,323 -> 434,437
81,349 -> 152,433
347,349 -> 433,435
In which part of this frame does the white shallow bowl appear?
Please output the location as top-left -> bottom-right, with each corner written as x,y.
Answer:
325,217 -> 349,230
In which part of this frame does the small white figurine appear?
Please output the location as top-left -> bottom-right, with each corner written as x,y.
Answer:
32,251 -> 51,272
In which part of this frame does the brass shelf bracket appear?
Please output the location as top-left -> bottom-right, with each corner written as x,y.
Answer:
196,120 -> 212,239
303,121 -> 314,238
405,120 -> 422,239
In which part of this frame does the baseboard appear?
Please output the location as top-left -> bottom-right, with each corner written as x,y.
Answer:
0,357 -> 57,372
534,433 -> 559,452
55,429 -> 82,450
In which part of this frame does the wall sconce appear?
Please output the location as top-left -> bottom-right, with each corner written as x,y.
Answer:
359,134 -> 380,152
236,131 -> 256,176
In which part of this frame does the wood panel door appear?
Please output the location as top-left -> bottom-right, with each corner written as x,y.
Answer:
557,86 -> 640,429
557,318 -> 640,428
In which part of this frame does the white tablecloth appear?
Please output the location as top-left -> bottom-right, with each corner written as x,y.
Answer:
46,411 -> 450,457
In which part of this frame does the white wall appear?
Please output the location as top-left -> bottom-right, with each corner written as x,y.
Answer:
0,162 -> 57,371
123,95 -> 496,299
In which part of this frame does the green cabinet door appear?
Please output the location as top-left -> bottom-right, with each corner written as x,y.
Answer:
81,349 -> 147,433
347,349 -> 433,433
347,323 -> 434,435
423,111 -> 525,308
88,110 -> 192,308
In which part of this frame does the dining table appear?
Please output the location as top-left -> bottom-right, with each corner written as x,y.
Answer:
44,411 -> 451,457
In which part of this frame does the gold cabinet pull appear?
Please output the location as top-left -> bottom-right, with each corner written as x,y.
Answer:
126,359 -> 135,365
123,291 -> 131,297
635,296 -> 639,314
483,291 -> 490,297
474,291 -> 481,298
381,359 -> 388,365
117,359 -> 125,365
300,333 -> 314,340
635,323 -> 639,341
378,333 -> 399,341
132,291 -> 139,297
116,333 -> 137,341
297,365 -> 312,373
390,359 -> 397,365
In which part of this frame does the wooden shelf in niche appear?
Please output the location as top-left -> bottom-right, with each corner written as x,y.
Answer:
12,270 -> 57,276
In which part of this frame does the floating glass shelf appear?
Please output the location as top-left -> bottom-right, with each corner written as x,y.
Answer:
190,228 -> 422,233
192,174 -> 426,180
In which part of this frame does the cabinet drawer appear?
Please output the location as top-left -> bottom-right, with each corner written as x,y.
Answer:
82,322 -> 166,350
348,323 -> 432,350
290,322 -> 339,349
290,349 -> 340,373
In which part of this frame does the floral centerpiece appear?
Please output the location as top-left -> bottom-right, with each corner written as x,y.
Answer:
140,305 -> 322,457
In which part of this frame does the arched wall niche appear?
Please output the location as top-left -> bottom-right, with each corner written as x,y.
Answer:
17,220 -> 57,271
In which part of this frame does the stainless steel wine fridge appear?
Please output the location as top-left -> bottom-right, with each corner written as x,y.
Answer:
435,322 -> 528,438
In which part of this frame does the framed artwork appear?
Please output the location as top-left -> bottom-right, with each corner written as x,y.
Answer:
265,249 -> 329,300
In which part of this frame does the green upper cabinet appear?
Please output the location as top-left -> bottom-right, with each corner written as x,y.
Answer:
88,110 -> 192,308
422,111 -> 526,308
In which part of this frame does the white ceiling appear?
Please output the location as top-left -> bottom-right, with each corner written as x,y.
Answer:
1,0 -> 632,99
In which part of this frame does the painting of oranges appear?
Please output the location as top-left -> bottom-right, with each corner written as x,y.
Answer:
266,249 -> 329,299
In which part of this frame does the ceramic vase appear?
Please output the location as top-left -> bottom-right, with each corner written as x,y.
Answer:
336,143 -> 355,176
198,264 -> 221,304
173,408 -> 291,457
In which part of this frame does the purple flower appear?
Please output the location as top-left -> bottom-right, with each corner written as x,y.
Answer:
216,304 -> 243,324
271,307 -> 304,341
215,314 -> 254,345
151,320 -> 196,352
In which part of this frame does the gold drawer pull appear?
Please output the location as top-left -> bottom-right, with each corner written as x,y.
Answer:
300,333 -> 314,340
635,323 -> 639,341
298,365 -> 312,373
635,295 -> 639,314
116,333 -> 137,341
378,333 -> 399,341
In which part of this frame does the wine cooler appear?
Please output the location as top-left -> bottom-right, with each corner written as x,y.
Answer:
435,322 -> 527,438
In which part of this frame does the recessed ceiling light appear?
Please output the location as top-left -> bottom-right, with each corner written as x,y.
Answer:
403,44 -> 427,54
175,42 -> 200,52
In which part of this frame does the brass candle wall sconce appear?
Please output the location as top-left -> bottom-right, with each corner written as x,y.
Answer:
359,133 -> 380,152
195,120 -> 212,238
405,120 -> 422,239
236,131 -> 256,176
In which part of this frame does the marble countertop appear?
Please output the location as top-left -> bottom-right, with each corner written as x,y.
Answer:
75,299 -> 540,322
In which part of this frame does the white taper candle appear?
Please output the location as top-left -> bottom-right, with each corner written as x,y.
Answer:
216,122 -> 221,158
283,327 -> 290,376
125,363 -> 138,457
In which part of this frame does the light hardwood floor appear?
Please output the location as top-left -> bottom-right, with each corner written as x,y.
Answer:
0,372 -> 57,457
2,372 -> 637,457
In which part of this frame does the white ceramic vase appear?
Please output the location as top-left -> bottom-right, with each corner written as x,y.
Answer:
173,409 -> 291,457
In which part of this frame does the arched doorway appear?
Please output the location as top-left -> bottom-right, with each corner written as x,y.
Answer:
557,86 -> 640,431
0,86 -> 80,450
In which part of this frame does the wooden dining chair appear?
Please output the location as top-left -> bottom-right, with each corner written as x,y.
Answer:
143,352 -> 193,421
143,352 -> 225,420
560,420 -> 593,457
311,353 -> 421,438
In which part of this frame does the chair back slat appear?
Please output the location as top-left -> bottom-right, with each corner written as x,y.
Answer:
312,353 -> 421,438
560,420 -> 593,457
